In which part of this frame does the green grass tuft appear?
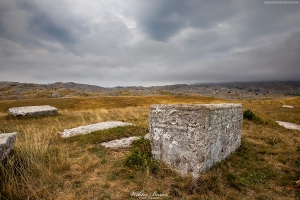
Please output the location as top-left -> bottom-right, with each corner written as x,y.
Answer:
123,137 -> 159,173
243,109 -> 264,124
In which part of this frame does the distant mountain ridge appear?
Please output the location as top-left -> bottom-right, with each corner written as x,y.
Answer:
0,81 -> 299,100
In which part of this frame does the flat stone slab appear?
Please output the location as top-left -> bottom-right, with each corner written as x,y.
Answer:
282,105 -> 294,108
276,121 -> 300,130
0,132 -> 17,161
58,121 -> 133,138
101,136 -> 140,148
8,105 -> 58,116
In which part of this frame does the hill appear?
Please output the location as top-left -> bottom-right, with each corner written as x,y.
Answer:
0,81 -> 299,100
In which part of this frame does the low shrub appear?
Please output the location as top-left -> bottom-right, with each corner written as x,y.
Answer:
243,109 -> 264,124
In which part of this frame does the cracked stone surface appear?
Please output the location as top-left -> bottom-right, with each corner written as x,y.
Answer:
149,104 -> 243,178
101,136 -> 140,148
0,132 -> 17,161
58,121 -> 133,138
8,105 -> 58,116
276,121 -> 300,130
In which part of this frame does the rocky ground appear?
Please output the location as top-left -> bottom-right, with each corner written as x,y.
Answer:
0,81 -> 299,100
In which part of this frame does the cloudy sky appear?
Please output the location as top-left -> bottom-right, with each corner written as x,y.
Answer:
0,0 -> 299,87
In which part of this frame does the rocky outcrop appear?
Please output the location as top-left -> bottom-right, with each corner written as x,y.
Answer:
8,105 -> 58,116
149,104 -> 243,178
50,91 -> 62,98
0,132 -> 17,161
58,121 -> 133,138
101,136 -> 140,148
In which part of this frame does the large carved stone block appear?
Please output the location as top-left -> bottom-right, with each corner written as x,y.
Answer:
149,104 -> 243,178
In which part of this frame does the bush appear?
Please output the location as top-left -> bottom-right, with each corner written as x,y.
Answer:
124,137 -> 159,173
243,109 -> 264,123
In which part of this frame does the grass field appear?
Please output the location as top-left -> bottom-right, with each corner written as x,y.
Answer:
0,95 -> 299,199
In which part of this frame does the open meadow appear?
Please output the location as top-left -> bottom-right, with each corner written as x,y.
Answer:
0,95 -> 299,199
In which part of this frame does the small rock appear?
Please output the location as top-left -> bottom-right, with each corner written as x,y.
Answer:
8,105 -> 58,116
101,136 -> 139,148
144,133 -> 151,140
50,91 -> 62,98
282,105 -> 294,108
58,121 -> 133,138
0,132 -> 17,161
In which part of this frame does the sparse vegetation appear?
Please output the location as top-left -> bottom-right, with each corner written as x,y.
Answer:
0,95 -> 299,199
124,137 -> 159,174
243,109 -> 264,123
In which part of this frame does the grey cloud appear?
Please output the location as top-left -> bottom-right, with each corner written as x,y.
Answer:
135,29 -> 300,83
0,0 -> 88,54
136,0 -> 238,41
0,0 -> 299,87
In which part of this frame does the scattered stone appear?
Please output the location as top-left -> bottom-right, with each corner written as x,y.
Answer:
276,121 -> 300,130
101,136 -> 139,148
282,105 -> 294,108
0,132 -> 17,161
58,121 -> 133,138
8,105 -> 58,116
149,104 -> 243,178
50,91 -> 62,98
144,133 -> 150,140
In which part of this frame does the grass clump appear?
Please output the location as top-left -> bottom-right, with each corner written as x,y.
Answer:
243,109 -> 264,124
124,137 -> 159,174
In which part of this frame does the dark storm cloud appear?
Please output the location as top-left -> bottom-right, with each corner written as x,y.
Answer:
0,0 -> 87,53
136,0 -> 237,41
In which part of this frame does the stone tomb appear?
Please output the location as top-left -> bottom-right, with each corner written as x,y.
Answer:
8,105 -> 58,116
149,104 -> 243,178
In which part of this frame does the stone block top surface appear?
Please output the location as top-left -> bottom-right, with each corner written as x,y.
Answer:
150,103 -> 242,110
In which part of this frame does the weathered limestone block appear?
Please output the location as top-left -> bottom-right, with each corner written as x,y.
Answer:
101,136 -> 139,148
0,132 -> 17,161
8,105 -> 58,116
58,121 -> 133,138
149,104 -> 243,178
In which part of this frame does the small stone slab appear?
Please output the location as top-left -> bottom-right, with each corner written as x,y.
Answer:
8,105 -> 58,116
276,121 -> 300,130
282,105 -> 294,108
101,136 -> 140,148
58,121 -> 133,138
0,132 -> 17,161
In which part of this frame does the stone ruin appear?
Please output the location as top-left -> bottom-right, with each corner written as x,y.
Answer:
0,132 -> 17,161
149,104 -> 243,178
8,105 -> 58,116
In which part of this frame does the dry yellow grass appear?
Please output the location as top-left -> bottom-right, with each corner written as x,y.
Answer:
0,95 -> 299,199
